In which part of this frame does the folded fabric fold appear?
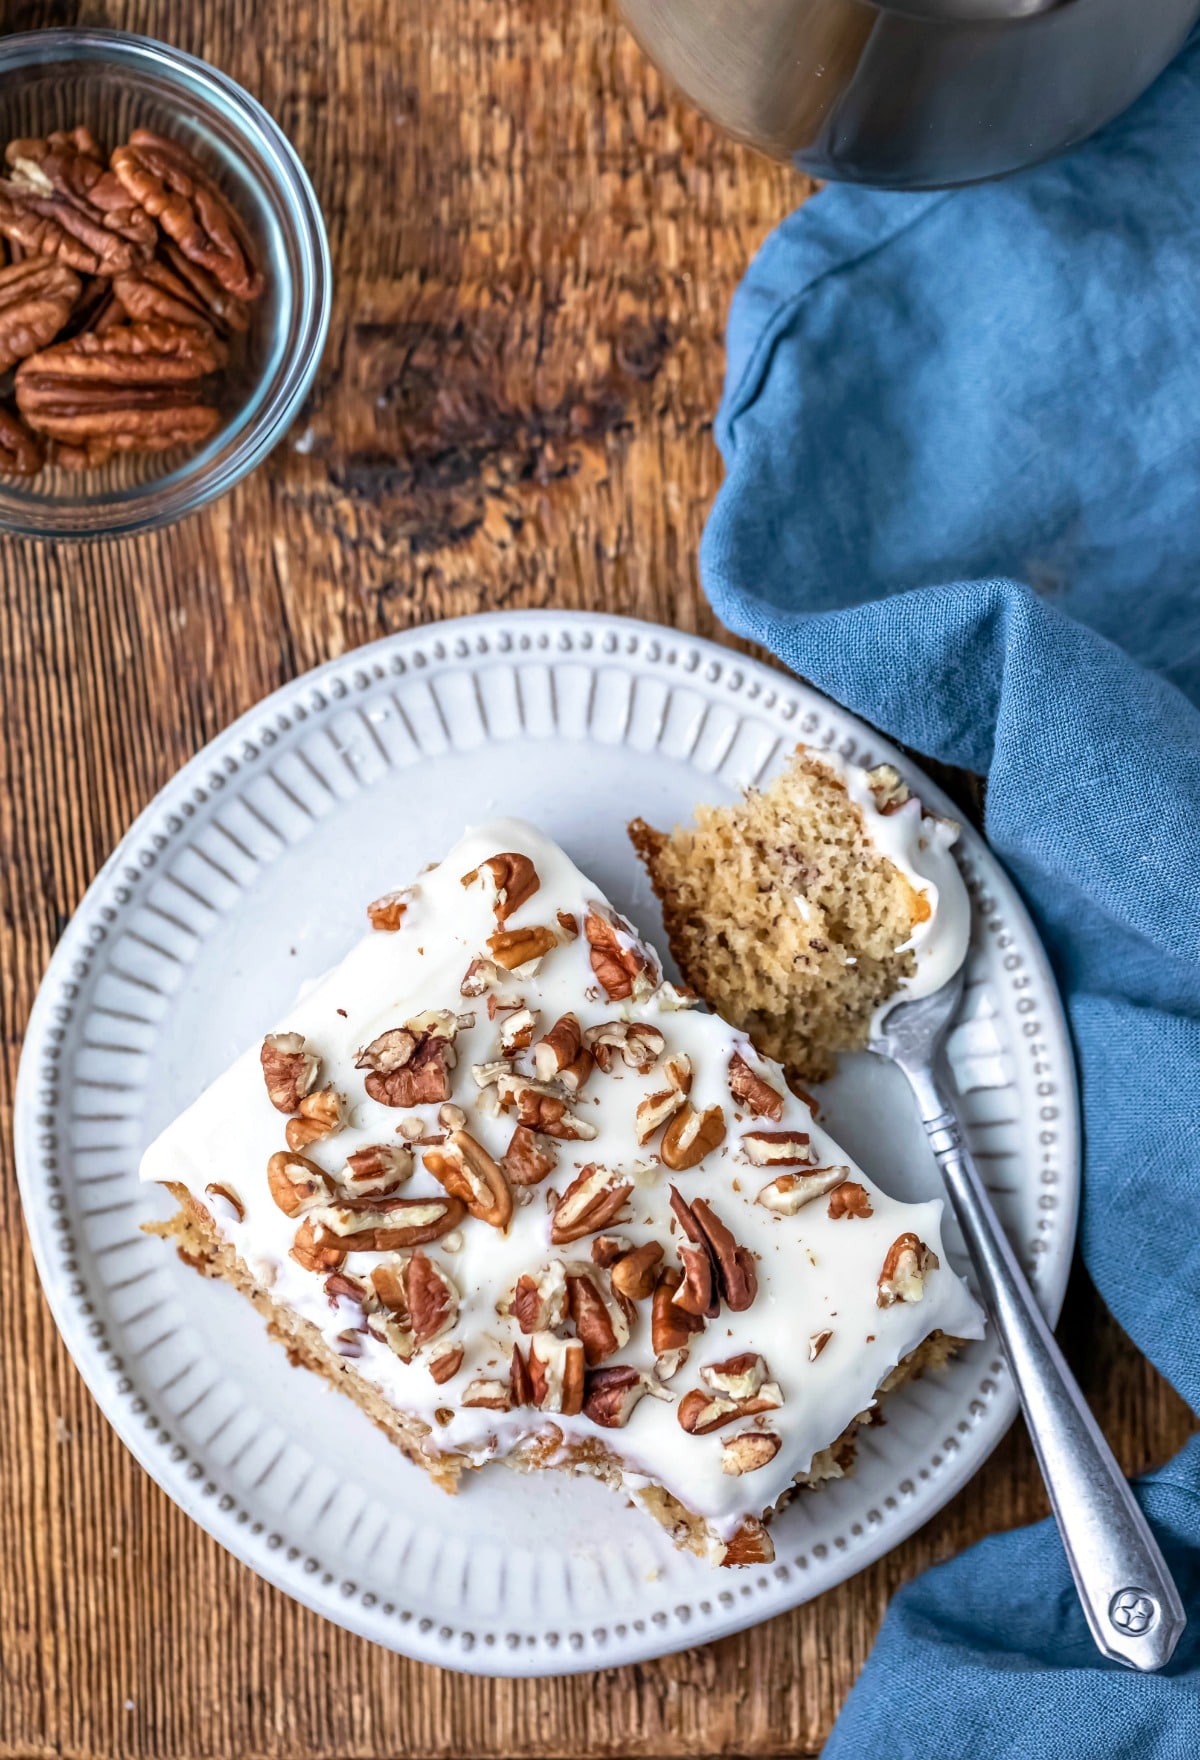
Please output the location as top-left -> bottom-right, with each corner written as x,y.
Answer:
700,30 -> 1200,1757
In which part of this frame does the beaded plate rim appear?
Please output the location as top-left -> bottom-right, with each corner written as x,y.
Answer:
14,609 -> 1080,1675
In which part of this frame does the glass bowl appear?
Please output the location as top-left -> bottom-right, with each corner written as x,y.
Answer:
0,28 -> 331,539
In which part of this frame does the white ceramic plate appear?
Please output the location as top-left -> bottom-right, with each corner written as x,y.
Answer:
16,610 -> 1079,1675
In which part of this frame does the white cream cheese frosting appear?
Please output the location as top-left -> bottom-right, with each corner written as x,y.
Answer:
140,816 -> 983,1548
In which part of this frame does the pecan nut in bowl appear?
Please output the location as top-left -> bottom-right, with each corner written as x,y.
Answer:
0,259 -> 81,373
0,128 -> 155,275
16,321 -> 227,460
0,406 -> 45,477
111,131 -> 264,302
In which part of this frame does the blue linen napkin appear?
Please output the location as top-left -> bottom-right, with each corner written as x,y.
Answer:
700,33 -> 1200,1758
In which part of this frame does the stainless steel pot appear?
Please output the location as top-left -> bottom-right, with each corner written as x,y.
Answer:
619,0 -> 1200,187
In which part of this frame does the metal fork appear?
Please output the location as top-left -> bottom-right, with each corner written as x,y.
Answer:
871,968 -> 1186,1671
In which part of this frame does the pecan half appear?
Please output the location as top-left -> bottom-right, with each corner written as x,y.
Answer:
721,1431 -> 782,1475
284,1086 -> 345,1151
345,1142 -> 414,1194
407,1249 -> 459,1345
741,1129 -> 812,1168
651,1266 -> 703,1353
463,851 -> 540,922
660,1103 -> 726,1172
0,129 -> 155,274
0,405 -> 44,476
549,1164 -> 634,1245
528,1331 -> 585,1415
266,1150 -> 335,1218
15,321 -> 226,457
564,1263 -> 631,1365
585,1019 -> 665,1073
511,1261 -> 569,1333
669,1187 -> 757,1312
756,1165 -> 849,1214
311,1192 -> 466,1251
877,1234 -> 938,1307
583,1365 -> 652,1429
0,259 -> 81,372
583,903 -> 656,1001
728,1051 -> 784,1121
486,924 -> 558,970
610,1240 -> 663,1302
159,238 -> 252,334
109,256 -> 229,335
260,1031 -> 321,1113
501,1123 -> 558,1187
110,130 -> 263,299
424,1129 -> 513,1231
355,1012 -> 457,1107
532,1013 -> 593,1093
828,1180 -> 873,1220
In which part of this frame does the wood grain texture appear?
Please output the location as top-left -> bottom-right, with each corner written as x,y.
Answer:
1,2 -> 1195,1756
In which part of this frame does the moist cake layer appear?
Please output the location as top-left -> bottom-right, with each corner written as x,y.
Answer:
630,749 -> 970,1079
140,815 -> 983,1556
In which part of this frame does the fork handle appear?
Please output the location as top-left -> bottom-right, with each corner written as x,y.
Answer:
902,1061 -> 1186,1672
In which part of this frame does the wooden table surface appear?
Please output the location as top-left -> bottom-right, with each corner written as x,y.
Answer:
2,2 -> 1195,1755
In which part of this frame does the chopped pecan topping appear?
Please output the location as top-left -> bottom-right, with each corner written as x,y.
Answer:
660,1103 -> 726,1172
585,1019 -> 665,1074
866,763 -> 910,815
756,1165 -> 849,1214
429,1343 -> 464,1385
549,1164 -> 634,1245
720,1520 -> 775,1566
499,1006 -> 538,1053
15,321 -> 225,458
499,1073 -> 598,1140
877,1233 -> 938,1307
407,1249 -> 459,1345
678,1368 -> 782,1435
583,1365 -> 653,1429
500,1124 -> 558,1187
809,1329 -> 833,1360
345,1143 -> 413,1195
828,1180 -> 873,1220
260,1031 -> 320,1113
289,1216 -> 346,1274
528,1331 -> 585,1415
204,1181 -> 245,1224
673,1243 -> 717,1319
721,1431 -> 782,1476
284,1086 -> 345,1151
424,1129 -> 513,1231
511,1261 -> 569,1334
460,957 -> 517,997
556,910 -> 579,939
741,1129 -> 812,1168
0,405 -> 44,476
311,1192 -> 466,1251
700,1353 -> 770,1401
0,258 -> 81,373
509,1342 -> 535,1406
486,924 -> 559,970
355,1012 -> 457,1107
532,1012 -> 593,1093
323,1269 -> 368,1318
583,903 -> 657,1001
110,130 -> 263,300
669,1187 -> 757,1312
610,1240 -> 663,1302
728,1051 -> 784,1121
651,1266 -> 704,1354
635,1084 -> 686,1146
369,1259 -> 410,1318
463,1376 -> 513,1411
266,1149 -> 335,1218
463,851 -> 540,922
0,129 -> 155,274
367,888 -> 411,931
590,1233 -> 632,1268
564,1263 -> 631,1366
